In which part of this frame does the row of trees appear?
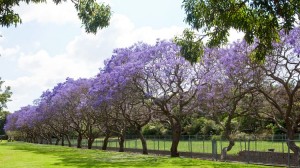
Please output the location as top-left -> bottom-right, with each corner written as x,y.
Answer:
4,28 -> 300,158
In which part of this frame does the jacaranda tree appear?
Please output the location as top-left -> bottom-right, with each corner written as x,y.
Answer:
252,27 -> 300,159
197,41 -> 256,159
98,40 -> 202,157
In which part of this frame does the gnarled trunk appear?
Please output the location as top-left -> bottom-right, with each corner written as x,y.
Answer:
170,121 -> 181,157
286,127 -> 300,166
137,130 -> 148,154
221,139 -> 235,160
47,137 -> 52,145
77,133 -> 83,148
221,113 -> 235,160
87,138 -> 94,149
102,134 -> 110,150
55,137 -> 60,145
118,135 -> 125,152
61,135 -> 65,146
66,135 -> 72,147
39,138 -> 43,144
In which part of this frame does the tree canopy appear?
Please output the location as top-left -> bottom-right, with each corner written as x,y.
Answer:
0,79 -> 11,112
182,0 -> 300,62
0,79 -> 11,135
0,0 -> 111,33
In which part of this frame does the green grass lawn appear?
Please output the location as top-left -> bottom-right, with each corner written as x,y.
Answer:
0,141 -> 275,168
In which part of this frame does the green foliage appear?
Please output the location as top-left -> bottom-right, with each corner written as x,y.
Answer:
0,0 -> 111,33
0,79 -> 12,136
0,111 -> 10,135
0,0 -> 22,27
0,79 -> 11,112
182,0 -> 300,62
174,29 -> 204,63
266,122 -> 286,135
183,117 -> 222,135
237,116 -> 261,133
76,0 -> 111,34
202,119 -> 222,135
0,0 -> 49,27
183,117 -> 204,135
142,123 -> 168,136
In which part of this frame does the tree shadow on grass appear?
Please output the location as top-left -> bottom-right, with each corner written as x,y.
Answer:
7,142 -> 166,168
5,142 -> 266,168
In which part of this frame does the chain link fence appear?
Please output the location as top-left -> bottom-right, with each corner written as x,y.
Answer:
41,134 -> 300,167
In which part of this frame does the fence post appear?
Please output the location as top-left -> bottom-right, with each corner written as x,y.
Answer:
164,136 -> 166,151
158,135 -> 160,151
244,135 -> 246,151
255,136 -> 257,151
212,139 -> 217,161
247,139 -> 250,164
190,135 -> 193,157
287,139 -> 290,168
240,140 -> 242,152
124,136 -> 126,149
128,135 -> 130,149
282,140 -> 285,153
135,135 -> 137,150
220,140 -> 222,156
100,139 -> 102,149
203,137 -> 205,153
188,135 -> 191,157
195,135 -> 198,153
153,136 -> 155,150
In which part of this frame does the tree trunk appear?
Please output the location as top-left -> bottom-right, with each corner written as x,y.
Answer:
61,135 -> 65,146
49,137 -> 52,145
118,135 -> 125,152
87,138 -> 94,149
77,133 -> 83,148
34,137 -> 38,143
170,122 -> 181,157
102,134 -> 110,150
137,130 -> 148,154
39,138 -> 43,144
286,128 -> 300,166
66,135 -> 72,147
221,113 -> 235,160
221,139 -> 235,160
55,138 -> 60,145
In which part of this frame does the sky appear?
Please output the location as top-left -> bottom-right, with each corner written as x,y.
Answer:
0,0 -> 243,112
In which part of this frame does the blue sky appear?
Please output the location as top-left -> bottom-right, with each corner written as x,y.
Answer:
0,0 -> 242,112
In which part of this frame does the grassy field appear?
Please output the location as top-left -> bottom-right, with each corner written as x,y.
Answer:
0,141 -> 275,168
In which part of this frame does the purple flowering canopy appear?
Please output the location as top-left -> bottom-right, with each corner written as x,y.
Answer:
91,40 -> 201,105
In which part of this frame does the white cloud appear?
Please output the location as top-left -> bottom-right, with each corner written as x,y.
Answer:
17,50 -> 97,82
228,29 -> 244,43
6,49 -> 100,111
14,1 -> 79,24
5,14 -> 185,112
65,14 -> 184,67
0,45 -> 20,59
